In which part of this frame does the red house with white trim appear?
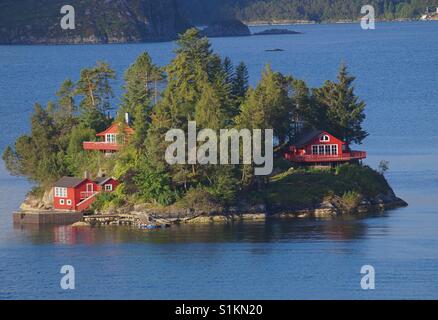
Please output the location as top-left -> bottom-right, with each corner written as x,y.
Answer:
94,177 -> 119,192
53,176 -> 119,212
83,117 -> 134,155
284,130 -> 366,166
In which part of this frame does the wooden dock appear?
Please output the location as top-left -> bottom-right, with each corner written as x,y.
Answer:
13,210 -> 83,225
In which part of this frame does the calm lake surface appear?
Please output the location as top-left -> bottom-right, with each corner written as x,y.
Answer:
1,22 -> 438,299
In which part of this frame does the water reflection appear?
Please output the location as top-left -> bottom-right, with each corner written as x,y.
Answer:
13,214 -> 380,246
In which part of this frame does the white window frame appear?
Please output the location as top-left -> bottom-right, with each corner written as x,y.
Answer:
59,199 -> 65,205
320,134 -> 330,142
104,184 -> 113,191
54,187 -> 67,198
318,145 -> 325,155
67,199 -> 72,205
106,133 -> 117,143
311,144 -> 339,156
86,183 -> 94,192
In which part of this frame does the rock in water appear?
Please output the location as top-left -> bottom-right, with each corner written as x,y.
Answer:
71,221 -> 90,227
253,29 -> 302,36
0,0 -> 192,44
202,19 -> 251,38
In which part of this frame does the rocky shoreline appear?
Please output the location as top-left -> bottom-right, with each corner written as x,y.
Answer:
17,188 -> 407,227
80,192 -> 407,227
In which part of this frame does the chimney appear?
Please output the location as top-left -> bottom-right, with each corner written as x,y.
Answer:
83,171 -> 90,179
125,112 -> 130,125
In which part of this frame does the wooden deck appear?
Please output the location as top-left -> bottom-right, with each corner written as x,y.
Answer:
286,151 -> 366,163
83,141 -> 122,151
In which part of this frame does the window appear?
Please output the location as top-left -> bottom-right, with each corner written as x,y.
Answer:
54,187 -> 67,198
106,134 -> 117,143
105,184 -> 113,191
59,199 -> 65,205
320,135 -> 330,142
67,199 -> 72,205
86,183 -> 94,192
311,144 -> 338,156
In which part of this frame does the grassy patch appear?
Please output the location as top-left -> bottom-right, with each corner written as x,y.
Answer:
265,164 -> 390,207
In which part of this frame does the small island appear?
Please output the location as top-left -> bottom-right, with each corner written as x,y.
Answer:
253,28 -> 302,36
201,19 -> 251,38
5,28 -> 407,228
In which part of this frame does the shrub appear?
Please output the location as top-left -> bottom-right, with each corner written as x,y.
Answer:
179,187 -> 222,213
340,191 -> 363,213
91,192 -> 116,211
133,160 -> 176,206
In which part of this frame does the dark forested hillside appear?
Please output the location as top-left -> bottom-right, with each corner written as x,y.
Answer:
177,0 -> 438,24
1,0 -> 437,44
0,0 -> 191,44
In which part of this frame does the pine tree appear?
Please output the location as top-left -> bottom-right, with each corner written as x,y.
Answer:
237,65 -> 289,142
313,64 -> 368,144
75,62 -> 115,131
236,66 -> 290,189
232,61 -> 249,100
120,52 -> 164,150
56,79 -> 76,117
195,81 -> 226,130
290,78 -> 324,136
222,56 -> 234,86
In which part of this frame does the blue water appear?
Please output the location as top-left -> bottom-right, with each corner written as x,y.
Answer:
1,22 -> 438,299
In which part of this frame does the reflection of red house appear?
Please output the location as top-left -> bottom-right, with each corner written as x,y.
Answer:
83,121 -> 134,155
284,130 -> 366,166
53,176 -> 118,212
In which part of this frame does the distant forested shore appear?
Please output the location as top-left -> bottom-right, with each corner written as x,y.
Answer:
1,1 -> 437,45
178,0 -> 438,24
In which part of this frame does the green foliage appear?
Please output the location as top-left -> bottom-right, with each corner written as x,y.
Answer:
313,64 -> 368,144
178,187 -> 222,212
133,158 -> 176,206
268,164 -> 390,207
378,160 -> 390,175
237,65 -> 290,139
232,62 -> 249,103
3,28 -> 374,212
91,192 -> 117,211
120,52 -> 165,150
76,61 -> 115,132
178,0 -> 436,24
340,190 -> 363,213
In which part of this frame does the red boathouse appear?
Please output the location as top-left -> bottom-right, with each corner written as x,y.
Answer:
53,176 -> 118,212
83,116 -> 134,155
284,130 -> 366,166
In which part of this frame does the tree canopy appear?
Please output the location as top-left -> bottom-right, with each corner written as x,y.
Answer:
3,28 -> 368,208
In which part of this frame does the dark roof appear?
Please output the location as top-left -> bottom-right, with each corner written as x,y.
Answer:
291,129 -> 324,148
94,177 -> 111,185
54,176 -> 85,188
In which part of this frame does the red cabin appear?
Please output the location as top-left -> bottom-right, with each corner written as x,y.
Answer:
53,176 -> 118,212
83,122 -> 134,155
284,130 -> 366,166
95,177 -> 119,192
